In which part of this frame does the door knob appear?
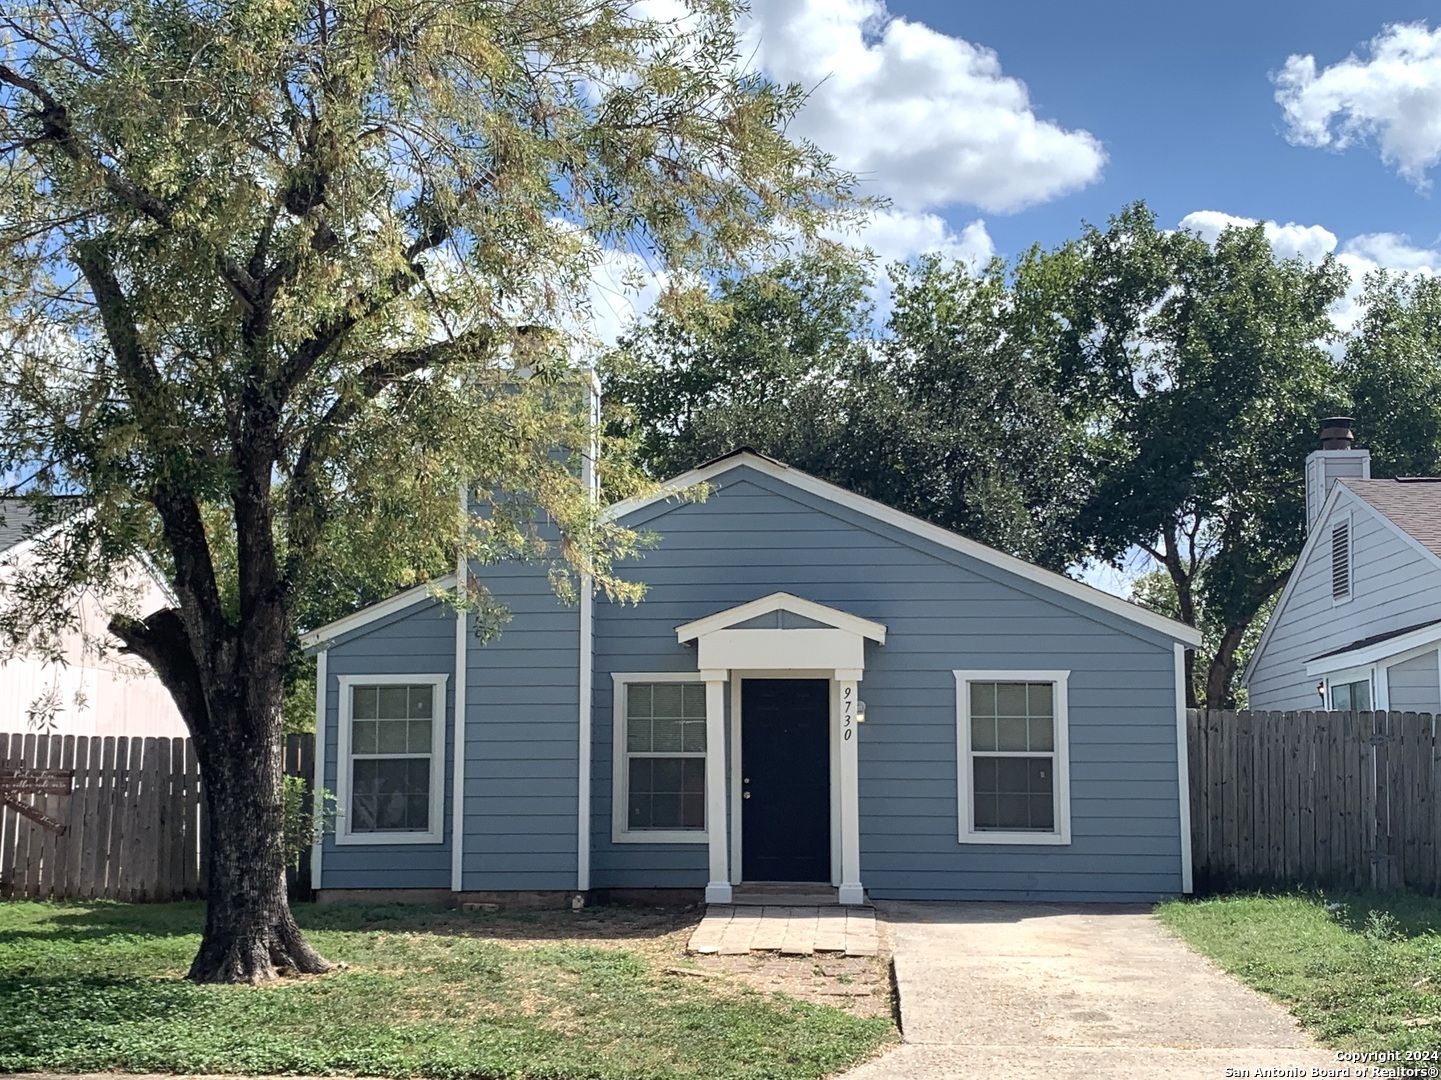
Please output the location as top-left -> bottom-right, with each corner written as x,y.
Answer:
743,791 -> 751,799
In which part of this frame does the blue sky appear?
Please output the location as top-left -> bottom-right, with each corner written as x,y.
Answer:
593,1 -> 1441,345
890,0 -> 1440,264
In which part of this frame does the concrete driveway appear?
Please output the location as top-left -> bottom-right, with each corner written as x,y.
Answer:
840,901 -> 1341,1080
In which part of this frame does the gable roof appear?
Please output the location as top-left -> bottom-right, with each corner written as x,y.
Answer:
299,575 -> 458,651
1338,478 -> 1441,560
676,592 -> 888,644
610,451 -> 1201,647
0,496 -> 85,553
1242,478 -> 1441,687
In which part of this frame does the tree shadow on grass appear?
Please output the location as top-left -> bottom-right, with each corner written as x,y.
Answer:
1322,889 -> 1441,941
298,901 -> 703,944
0,900 -> 204,948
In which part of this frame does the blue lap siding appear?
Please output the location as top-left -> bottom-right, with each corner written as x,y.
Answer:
594,464 -> 1184,901
461,561 -> 579,891
319,599 -> 456,889
318,458 -> 1188,902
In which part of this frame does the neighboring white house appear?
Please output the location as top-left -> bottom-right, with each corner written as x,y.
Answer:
0,499 -> 186,738
1244,419 -> 1441,714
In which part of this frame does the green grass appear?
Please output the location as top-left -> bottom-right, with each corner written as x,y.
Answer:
1158,890 -> 1441,1051
0,901 -> 895,1079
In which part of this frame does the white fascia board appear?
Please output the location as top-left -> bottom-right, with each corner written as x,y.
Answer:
676,591 -> 887,644
300,574 -> 459,650
617,453 -> 1201,648
1241,482 -> 1360,688
1304,626 -> 1441,676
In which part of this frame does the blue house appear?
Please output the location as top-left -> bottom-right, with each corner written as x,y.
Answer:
301,451 -> 1201,906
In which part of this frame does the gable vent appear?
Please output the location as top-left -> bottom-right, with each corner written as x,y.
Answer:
1331,520 -> 1351,599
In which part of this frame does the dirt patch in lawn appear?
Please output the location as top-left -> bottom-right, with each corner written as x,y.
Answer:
419,904 -> 894,1020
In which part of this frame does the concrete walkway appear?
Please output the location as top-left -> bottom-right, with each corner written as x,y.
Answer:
687,905 -> 878,956
840,902 -> 1341,1080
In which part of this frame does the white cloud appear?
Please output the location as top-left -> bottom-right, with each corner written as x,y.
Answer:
1275,22 -> 1441,186
847,211 -> 995,269
1178,210 -> 1441,333
744,0 -> 1105,215
1179,210 -> 1340,264
584,248 -> 669,347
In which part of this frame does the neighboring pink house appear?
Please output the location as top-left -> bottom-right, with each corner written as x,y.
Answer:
0,500 -> 186,739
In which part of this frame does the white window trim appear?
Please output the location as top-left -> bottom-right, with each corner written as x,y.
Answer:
335,673 -> 448,846
954,669 -> 1072,846
1324,665 -> 1380,711
1331,511 -> 1354,607
611,672 -> 710,845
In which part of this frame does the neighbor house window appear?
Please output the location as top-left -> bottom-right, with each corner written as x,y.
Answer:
1331,516 -> 1353,602
954,671 -> 1071,845
612,674 -> 708,843
1329,677 -> 1371,711
335,674 -> 447,845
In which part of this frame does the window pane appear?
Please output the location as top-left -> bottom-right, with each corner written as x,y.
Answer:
971,716 -> 996,752
1350,680 -> 1371,710
627,683 -> 652,718
351,758 -> 431,832
973,756 -> 999,794
408,685 -> 433,719
651,718 -> 683,752
353,686 -> 378,719
681,682 -> 706,718
970,682 -> 996,717
1028,716 -> 1054,752
408,719 -> 432,754
995,682 -> 1029,716
377,686 -> 408,719
627,718 -> 652,752
628,755 -> 704,830
680,720 -> 706,753
996,716 -> 1029,752
1028,683 -> 1054,717
352,720 -> 377,755
972,755 -> 1054,832
376,719 -> 408,754
652,683 -> 685,718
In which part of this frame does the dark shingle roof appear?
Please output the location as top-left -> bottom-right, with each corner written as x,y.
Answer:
0,499 -> 42,552
1308,617 -> 1441,662
1339,478 -> 1441,560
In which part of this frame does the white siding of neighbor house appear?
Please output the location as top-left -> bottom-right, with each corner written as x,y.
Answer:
1247,492 -> 1441,711
0,555 -> 185,738
1386,651 -> 1441,713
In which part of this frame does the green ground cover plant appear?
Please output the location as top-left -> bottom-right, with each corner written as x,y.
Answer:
1158,890 -> 1441,1051
0,901 -> 894,1079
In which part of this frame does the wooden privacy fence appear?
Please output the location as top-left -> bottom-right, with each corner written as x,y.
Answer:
0,731 -> 315,901
1187,710 -> 1441,895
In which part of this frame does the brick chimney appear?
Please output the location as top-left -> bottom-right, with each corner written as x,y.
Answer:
1305,416 -> 1370,532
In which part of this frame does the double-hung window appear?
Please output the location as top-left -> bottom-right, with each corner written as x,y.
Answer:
336,674 -> 447,845
612,674 -> 708,843
955,670 -> 1071,845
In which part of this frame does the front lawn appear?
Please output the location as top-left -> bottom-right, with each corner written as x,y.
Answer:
0,901 -> 895,1079
1158,890 -> 1441,1052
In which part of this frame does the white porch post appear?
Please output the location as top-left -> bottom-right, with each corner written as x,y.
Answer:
836,670 -> 864,905
703,669 -> 732,903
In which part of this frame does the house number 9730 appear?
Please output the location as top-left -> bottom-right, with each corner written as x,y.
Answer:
842,685 -> 854,741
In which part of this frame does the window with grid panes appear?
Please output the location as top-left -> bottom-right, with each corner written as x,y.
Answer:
349,683 -> 436,833
968,681 -> 1056,832
623,681 -> 706,831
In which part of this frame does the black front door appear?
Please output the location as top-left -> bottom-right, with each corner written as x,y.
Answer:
741,678 -> 831,882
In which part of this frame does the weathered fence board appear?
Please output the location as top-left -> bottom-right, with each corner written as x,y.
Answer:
0,731 -> 315,901
1189,710 -> 1440,895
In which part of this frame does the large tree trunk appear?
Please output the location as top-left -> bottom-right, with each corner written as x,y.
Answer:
112,608 -> 333,984
1203,616 -> 1261,711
